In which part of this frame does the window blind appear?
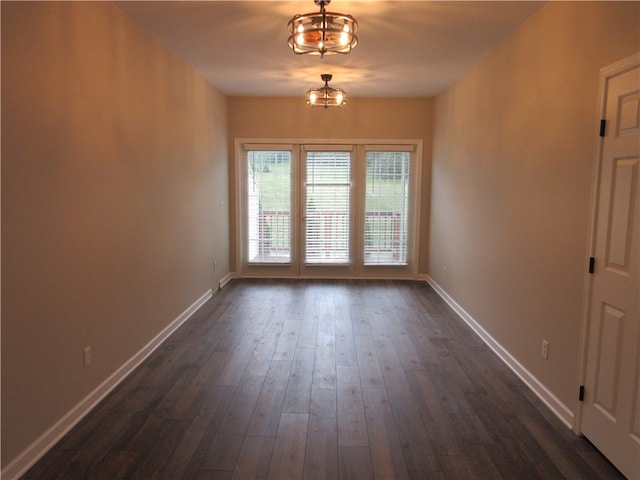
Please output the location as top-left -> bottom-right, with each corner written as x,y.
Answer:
305,151 -> 351,264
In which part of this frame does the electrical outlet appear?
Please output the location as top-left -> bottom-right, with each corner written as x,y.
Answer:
443,266 -> 447,279
213,261 -> 217,271
83,346 -> 92,367
541,340 -> 549,360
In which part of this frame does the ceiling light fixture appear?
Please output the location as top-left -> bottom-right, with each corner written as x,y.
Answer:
307,74 -> 347,109
288,0 -> 358,58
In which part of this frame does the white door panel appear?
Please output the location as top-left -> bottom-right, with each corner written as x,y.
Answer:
582,57 -> 640,480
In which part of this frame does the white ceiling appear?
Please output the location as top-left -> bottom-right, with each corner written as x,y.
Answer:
117,1 -> 545,98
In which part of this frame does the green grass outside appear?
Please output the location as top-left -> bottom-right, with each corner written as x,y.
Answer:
252,162 -> 409,213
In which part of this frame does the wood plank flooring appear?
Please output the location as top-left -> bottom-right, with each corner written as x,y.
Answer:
24,279 -> 624,479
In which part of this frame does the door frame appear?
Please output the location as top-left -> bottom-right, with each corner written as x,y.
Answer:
234,138 -> 423,279
576,52 -> 640,433
235,142 -> 301,277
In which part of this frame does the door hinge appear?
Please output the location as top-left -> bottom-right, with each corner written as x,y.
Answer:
599,119 -> 606,137
588,257 -> 595,274
579,385 -> 585,402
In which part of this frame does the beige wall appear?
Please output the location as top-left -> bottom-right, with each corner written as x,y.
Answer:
1,1 -> 229,466
430,2 -> 639,411
227,97 -> 434,273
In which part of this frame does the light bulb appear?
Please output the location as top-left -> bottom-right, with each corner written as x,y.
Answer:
309,92 -> 317,103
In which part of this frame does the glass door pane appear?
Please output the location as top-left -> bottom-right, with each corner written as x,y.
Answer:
246,150 -> 291,263
364,151 -> 410,265
305,151 -> 351,264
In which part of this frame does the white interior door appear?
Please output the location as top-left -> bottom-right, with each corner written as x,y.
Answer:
582,57 -> 640,480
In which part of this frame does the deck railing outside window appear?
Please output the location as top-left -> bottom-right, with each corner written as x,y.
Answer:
253,210 -> 404,264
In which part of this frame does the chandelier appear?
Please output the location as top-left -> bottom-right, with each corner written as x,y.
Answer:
307,74 -> 347,108
288,0 -> 358,58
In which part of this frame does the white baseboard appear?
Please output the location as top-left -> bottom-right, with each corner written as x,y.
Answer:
1,289 -> 213,480
219,273 -> 234,290
425,276 -> 574,429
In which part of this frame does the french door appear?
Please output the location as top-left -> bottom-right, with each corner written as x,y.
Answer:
301,146 -> 354,276
237,141 -> 421,278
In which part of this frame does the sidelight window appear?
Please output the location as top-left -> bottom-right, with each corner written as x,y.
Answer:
246,150 -> 291,263
364,151 -> 410,265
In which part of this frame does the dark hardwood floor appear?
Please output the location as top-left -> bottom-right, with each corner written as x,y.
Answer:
24,279 -> 624,479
